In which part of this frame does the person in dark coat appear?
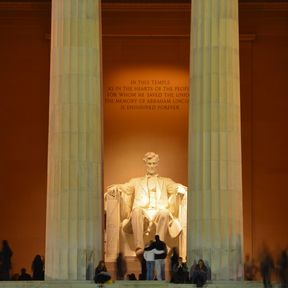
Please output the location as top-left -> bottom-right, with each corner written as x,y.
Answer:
278,249 -> 288,288
171,257 -> 189,283
31,255 -> 44,280
190,259 -> 208,287
244,254 -> 258,281
127,273 -> 137,280
0,240 -> 13,280
18,268 -> 32,281
260,249 -> 274,288
94,260 -> 111,283
170,247 -> 179,282
115,252 -> 127,280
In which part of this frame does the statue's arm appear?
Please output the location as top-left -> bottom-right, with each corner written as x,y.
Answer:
106,180 -> 135,197
105,179 -> 136,220
166,178 -> 187,196
166,178 -> 187,218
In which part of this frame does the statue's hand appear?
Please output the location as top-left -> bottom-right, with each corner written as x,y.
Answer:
176,184 -> 187,195
106,184 -> 121,197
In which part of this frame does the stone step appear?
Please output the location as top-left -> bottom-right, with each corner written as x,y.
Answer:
0,281 -> 268,288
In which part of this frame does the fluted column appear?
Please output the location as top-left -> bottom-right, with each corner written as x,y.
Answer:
45,0 -> 102,280
188,0 -> 243,280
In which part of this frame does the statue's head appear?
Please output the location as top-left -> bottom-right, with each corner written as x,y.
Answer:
143,152 -> 159,175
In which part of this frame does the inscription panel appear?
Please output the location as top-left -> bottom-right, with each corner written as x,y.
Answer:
105,79 -> 189,111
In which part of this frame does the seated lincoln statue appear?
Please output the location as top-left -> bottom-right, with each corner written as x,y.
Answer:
106,152 -> 187,256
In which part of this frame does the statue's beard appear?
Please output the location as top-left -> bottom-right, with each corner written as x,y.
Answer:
147,169 -> 157,175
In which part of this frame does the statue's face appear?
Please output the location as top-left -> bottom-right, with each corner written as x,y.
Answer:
145,158 -> 159,175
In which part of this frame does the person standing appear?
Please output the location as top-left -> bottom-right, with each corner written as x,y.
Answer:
115,252 -> 127,280
153,235 -> 167,280
260,249 -> 274,288
31,255 -> 44,280
144,240 -> 164,280
170,247 -> 179,282
244,254 -> 258,281
278,249 -> 288,288
0,240 -> 13,280
143,241 -> 155,280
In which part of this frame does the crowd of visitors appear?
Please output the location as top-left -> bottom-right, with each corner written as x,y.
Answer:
2,237 -> 287,287
95,235 -> 210,287
94,237 -> 288,288
244,246 -> 288,288
0,240 -> 45,281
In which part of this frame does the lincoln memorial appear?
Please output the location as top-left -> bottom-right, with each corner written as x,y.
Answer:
0,0 -> 288,287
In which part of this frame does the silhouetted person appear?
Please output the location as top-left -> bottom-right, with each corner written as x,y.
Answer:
31,255 -> 44,280
277,249 -> 288,288
94,260 -> 111,284
189,259 -> 197,280
204,260 -> 212,281
171,257 -> 189,283
18,268 -> 32,281
244,254 -> 258,281
260,249 -> 274,288
190,259 -> 208,287
115,252 -> 127,280
0,240 -> 13,280
170,247 -> 179,282
140,253 -> 147,281
127,273 -> 137,280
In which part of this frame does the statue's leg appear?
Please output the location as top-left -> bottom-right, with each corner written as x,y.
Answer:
131,207 -> 145,252
155,209 -> 169,241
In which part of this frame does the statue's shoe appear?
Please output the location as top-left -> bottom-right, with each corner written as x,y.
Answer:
144,227 -> 151,236
135,247 -> 144,256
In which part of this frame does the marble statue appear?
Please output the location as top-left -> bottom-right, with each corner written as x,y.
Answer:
106,152 -> 187,256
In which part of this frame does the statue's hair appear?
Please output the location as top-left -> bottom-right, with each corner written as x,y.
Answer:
143,152 -> 160,163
